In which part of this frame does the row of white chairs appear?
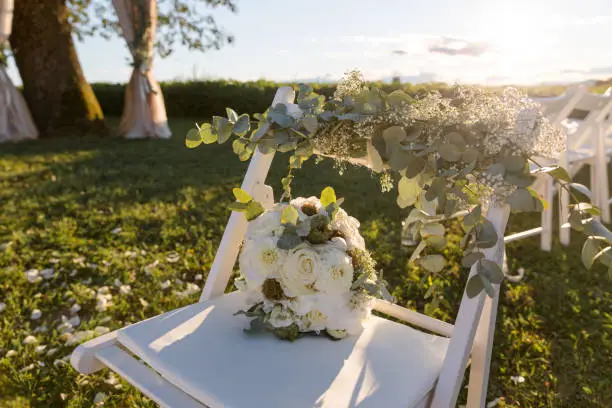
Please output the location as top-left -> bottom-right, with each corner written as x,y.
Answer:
504,85 -> 612,250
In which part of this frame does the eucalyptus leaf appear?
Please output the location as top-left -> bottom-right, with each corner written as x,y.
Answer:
487,163 -> 506,177
582,237 -> 601,269
439,144 -> 462,162
425,235 -> 447,250
302,115 -> 318,133
233,114 -> 250,136
215,117 -> 232,144
446,132 -> 466,148
232,139 -> 247,155
199,123 -> 217,144
462,147 -> 480,163
420,222 -> 445,237
462,251 -> 484,268
502,156 -> 526,173
277,231 -> 302,250
397,177 -> 420,208
245,201 -> 265,221
409,240 -> 427,263
480,274 -> 496,297
507,188 -> 536,212
475,219 -> 499,248
463,205 -> 482,227
251,122 -> 270,141
569,183 -> 592,199
478,259 -> 504,284
320,187 -> 337,207
233,188 -> 252,203
185,128 -> 202,148
421,254 -> 445,273
228,202 -> 249,212
226,108 -> 238,123
466,275 -> 484,298
281,205 -> 299,225
382,126 -> 407,157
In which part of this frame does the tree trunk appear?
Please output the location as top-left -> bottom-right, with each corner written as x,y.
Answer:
10,0 -> 105,137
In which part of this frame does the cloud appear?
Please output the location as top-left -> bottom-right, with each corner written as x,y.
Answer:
547,15 -> 612,28
391,50 -> 408,56
428,37 -> 490,57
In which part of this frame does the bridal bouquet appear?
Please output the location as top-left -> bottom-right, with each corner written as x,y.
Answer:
233,187 -> 391,341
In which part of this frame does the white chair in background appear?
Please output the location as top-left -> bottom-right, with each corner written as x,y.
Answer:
504,87 -> 612,250
72,87 -> 512,408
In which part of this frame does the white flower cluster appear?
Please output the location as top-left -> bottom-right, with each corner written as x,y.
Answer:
237,196 -> 373,339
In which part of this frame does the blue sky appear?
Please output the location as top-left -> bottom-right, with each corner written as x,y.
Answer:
7,0 -> 612,85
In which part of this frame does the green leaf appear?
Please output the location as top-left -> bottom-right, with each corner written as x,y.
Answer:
232,139 -> 247,155
214,117 -> 233,144
569,183 -> 592,199
302,115 -> 318,133
397,176 -> 419,208
268,103 -> 293,127
245,201 -> 265,221
425,235 -> 447,250
368,142 -> 385,173
382,126 -> 407,157
228,202 -> 249,212
479,259 -> 505,284
462,251 -> 484,268
409,240 -> 427,263
462,147 -> 480,163
281,205 -> 299,225
277,231 -> 302,250
487,163 -> 505,177
420,222 -> 445,237
446,132 -> 466,148
463,205 -> 482,227
547,166 -> 571,182
506,188 -> 536,212
480,274 -> 496,297
502,156 -> 526,173
289,155 -> 305,169
199,123 -> 217,144
251,122 -> 270,141
320,187 -> 337,207
582,237 -> 601,269
226,108 -> 238,123
439,144 -> 462,162
421,254 -> 445,273
475,219 -> 499,248
233,114 -> 250,136
185,128 -> 202,148
233,188 -> 252,204
466,275 -> 484,298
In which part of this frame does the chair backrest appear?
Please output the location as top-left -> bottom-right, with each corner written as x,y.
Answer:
199,87 -> 511,407
564,93 -> 612,152
533,85 -> 588,127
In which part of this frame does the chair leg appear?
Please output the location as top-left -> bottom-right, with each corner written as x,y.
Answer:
596,126 -> 610,223
590,162 -> 599,217
559,186 -> 570,246
540,176 -> 553,251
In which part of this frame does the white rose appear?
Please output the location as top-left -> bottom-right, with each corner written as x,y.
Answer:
331,209 -> 365,251
320,293 -> 372,335
268,305 -> 294,328
239,237 -> 285,288
288,295 -> 328,332
280,245 -> 322,296
315,245 -> 354,295
290,196 -> 325,220
245,204 -> 285,240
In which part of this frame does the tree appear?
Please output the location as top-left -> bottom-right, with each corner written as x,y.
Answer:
10,0 -> 236,137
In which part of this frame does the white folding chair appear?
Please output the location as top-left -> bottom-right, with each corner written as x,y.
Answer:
504,88 -> 612,249
72,87 -> 512,408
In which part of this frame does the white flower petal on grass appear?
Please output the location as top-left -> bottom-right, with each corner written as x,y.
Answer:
68,315 -> 80,328
35,345 -> 47,354
25,269 -> 41,283
194,274 -> 203,281
111,227 -> 122,234
54,359 -> 68,367
73,256 -> 85,265
30,309 -> 42,320
175,278 -> 184,285
33,324 -> 48,334
166,252 -> 180,263
57,317 -> 74,334
69,269 -> 78,277
119,285 -> 131,295
20,363 -> 35,372
0,302 -> 6,313
81,277 -> 92,285
174,283 -> 200,299
70,303 -> 81,314
94,392 -> 107,406
99,316 -> 112,324
94,326 -> 110,336
66,330 -> 94,346
113,279 -> 122,287
46,348 -> 58,356
510,375 -> 525,385
23,335 -> 38,345
144,260 -> 160,275
49,258 -> 60,264
5,350 -> 17,357
40,268 -> 55,280
161,280 -> 171,290
486,397 -> 501,408
139,298 -> 149,308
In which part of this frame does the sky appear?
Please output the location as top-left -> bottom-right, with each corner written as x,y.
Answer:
7,0 -> 612,86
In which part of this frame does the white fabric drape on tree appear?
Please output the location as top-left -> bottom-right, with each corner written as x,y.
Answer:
0,0 -> 38,143
113,0 -> 171,139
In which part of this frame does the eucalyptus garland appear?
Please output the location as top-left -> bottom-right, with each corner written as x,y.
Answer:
187,71 -> 612,297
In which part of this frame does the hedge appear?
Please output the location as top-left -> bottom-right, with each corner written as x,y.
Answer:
92,79 -> 600,120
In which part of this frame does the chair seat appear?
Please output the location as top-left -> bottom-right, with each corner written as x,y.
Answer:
117,291 -> 449,408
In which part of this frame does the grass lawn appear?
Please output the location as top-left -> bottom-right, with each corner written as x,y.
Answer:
0,118 -> 610,407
